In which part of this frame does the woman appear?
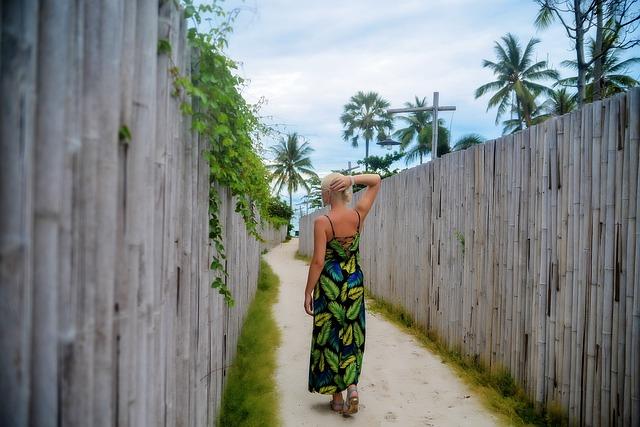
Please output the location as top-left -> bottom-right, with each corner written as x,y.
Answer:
304,172 -> 381,415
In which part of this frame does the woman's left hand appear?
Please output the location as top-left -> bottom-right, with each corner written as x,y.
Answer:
304,292 -> 313,316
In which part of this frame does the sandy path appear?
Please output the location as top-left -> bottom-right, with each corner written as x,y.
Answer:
264,239 -> 502,427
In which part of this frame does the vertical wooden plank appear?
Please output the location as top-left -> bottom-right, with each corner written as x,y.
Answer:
114,0 -> 137,423
546,118 -> 559,404
0,1 -> 38,424
559,114 -> 572,411
521,128 -> 532,387
30,0 -> 71,425
175,10 -> 192,427
624,87 -> 639,427
568,109 -> 581,421
462,148 -> 475,356
630,87 -> 640,426
586,100 -> 604,425
598,95 -> 611,425
124,1 -> 158,424
58,1 -> 85,424
536,121 -> 550,406
613,93 -> 628,427
93,3 -> 123,426
602,95 -> 619,426
578,102 -> 593,424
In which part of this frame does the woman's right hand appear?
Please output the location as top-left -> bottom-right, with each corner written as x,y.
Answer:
304,292 -> 314,316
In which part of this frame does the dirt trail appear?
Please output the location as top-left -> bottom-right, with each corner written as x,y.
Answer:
264,239 -> 502,427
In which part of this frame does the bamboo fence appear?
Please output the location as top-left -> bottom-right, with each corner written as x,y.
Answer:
0,1 -> 285,426
299,88 -> 640,427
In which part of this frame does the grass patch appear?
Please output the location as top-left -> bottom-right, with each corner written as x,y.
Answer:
217,259 -> 281,427
365,292 -> 568,427
294,250 -> 311,264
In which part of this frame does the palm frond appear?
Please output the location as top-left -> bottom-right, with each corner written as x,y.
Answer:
453,133 -> 486,151
534,3 -> 555,29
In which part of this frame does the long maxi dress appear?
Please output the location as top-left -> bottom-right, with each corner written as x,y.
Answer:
308,209 -> 365,394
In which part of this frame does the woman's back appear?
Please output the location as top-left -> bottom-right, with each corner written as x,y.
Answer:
323,208 -> 361,241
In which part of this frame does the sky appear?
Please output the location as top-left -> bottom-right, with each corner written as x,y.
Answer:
220,0 -> 640,228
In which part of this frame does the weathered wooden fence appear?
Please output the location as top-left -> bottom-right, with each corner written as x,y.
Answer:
299,88 -> 640,426
0,1 -> 285,426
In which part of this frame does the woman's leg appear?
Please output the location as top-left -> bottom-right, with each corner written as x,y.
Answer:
330,391 -> 344,413
344,384 -> 359,414
347,384 -> 358,398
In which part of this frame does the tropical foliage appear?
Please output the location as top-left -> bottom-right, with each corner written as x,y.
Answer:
393,96 -> 451,164
340,91 -> 393,171
475,33 -> 559,133
268,132 -> 317,209
356,151 -> 404,178
500,93 -> 557,134
557,31 -> 639,102
301,175 -> 323,210
542,87 -> 577,116
266,196 -> 293,228
173,0 -> 276,304
453,134 -> 486,151
533,0 -> 640,104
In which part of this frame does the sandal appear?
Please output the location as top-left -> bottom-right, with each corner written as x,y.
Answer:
329,399 -> 344,414
343,385 -> 359,415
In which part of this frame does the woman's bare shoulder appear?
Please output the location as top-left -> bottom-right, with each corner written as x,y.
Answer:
314,215 -> 329,227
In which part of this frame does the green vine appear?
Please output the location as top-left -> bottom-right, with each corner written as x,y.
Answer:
164,1 -> 278,306
453,229 -> 465,255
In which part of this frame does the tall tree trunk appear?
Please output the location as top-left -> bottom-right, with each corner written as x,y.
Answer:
574,0 -> 587,105
364,138 -> 370,172
516,96 -> 525,129
593,0 -> 604,101
289,190 -> 292,210
523,102 -> 533,128
419,152 -> 423,164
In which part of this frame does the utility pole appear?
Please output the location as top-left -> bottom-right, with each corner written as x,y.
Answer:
387,92 -> 456,160
332,161 -> 360,174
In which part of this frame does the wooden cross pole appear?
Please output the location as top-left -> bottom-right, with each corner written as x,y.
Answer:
387,91 -> 456,160
331,161 -> 360,174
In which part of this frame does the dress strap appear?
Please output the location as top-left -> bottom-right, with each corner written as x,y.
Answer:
324,214 -> 336,239
355,209 -> 361,231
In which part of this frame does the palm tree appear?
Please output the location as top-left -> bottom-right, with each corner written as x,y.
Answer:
453,134 -> 486,151
557,33 -> 639,102
502,86 -> 575,134
543,87 -> 577,116
475,33 -> 559,131
501,95 -> 552,134
393,96 -> 450,164
268,133 -> 317,209
340,91 -> 393,171
301,175 -> 322,209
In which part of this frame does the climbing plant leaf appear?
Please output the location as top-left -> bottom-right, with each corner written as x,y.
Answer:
168,0 -> 280,305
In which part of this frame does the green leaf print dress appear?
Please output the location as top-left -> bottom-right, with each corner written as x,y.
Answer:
308,210 -> 365,394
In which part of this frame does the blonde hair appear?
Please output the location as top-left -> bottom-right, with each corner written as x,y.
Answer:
320,172 -> 352,205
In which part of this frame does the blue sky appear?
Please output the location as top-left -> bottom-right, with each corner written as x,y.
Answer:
221,0 -> 640,227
